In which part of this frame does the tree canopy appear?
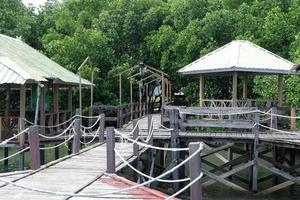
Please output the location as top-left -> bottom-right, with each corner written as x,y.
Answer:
1,0 -> 300,107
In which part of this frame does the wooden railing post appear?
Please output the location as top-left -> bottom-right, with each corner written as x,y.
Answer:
189,142 -> 202,200
251,112 -> 260,192
99,114 -> 105,143
271,107 -> 278,129
133,119 -> 139,156
147,115 -> 153,145
72,109 -> 81,154
106,127 -> 115,173
290,107 -> 296,130
170,109 -> 179,191
29,125 -> 40,170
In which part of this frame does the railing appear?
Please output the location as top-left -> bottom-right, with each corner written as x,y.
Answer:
202,99 -> 277,110
0,116 -> 20,141
89,102 -> 150,128
44,110 -> 72,133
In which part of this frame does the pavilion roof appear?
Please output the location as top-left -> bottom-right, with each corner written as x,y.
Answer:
0,34 -> 91,86
179,40 -> 299,75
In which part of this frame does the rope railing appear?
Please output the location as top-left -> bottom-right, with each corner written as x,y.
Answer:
115,129 -> 189,151
259,111 -> 300,119
257,123 -> 300,135
38,120 -> 75,139
0,128 -> 29,145
0,147 -> 30,162
0,143 -> 203,198
40,135 -> 74,150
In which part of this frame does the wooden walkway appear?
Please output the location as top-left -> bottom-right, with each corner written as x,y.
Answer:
0,141 -> 171,199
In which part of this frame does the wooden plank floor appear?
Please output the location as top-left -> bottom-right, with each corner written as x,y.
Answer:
0,143 -> 136,200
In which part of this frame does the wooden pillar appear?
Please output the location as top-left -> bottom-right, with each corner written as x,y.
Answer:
119,74 -> 122,105
277,75 -> 283,108
251,112 -> 260,192
5,85 -> 10,116
170,109 -> 179,191
90,70 -> 94,108
161,74 -> 165,110
19,85 -> 26,146
72,114 -> 81,154
53,85 -> 59,126
189,142 -> 202,200
243,74 -> 248,99
68,86 -> 72,113
133,119 -> 139,157
40,84 -> 45,135
29,125 -> 40,170
199,75 -> 204,107
290,107 -> 296,130
169,82 -> 172,102
130,78 -> 133,120
106,127 -> 115,173
232,72 -> 238,107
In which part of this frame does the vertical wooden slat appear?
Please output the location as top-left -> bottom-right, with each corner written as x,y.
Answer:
161,73 -> 165,110
40,84 -> 46,135
119,74 -> 122,105
290,107 -> 296,130
19,84 -> 26,146
53,85 -> 59,127
106,127 -> 115,173
277,75 -> 283,108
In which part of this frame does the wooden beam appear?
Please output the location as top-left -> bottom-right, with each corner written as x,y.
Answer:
201,143 -> 234,158
290,107 -> 296,129
232,72 -> 238,107
257,180 -> 298,195
277,75 -> 283,107
203,143 -> 228,163
161,73 -> 165,109
199,75 -> 204,107
90,70 -> 94,107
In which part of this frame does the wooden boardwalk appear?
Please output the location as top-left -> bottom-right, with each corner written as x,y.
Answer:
0,142 -> 169,199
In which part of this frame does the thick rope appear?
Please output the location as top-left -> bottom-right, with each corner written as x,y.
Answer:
260,111 -> 300,119
38,121 -> 75,139
0,147 -> 30,162
258,123 -> 300,135
115,149 -> 190,183
166,172 -> 203,200
80,115 -> 101,129
0,128 -> 29,145
23,116 -> 76,128
0,144 -> 202,198
114,129 -> 189,151
40,135 -> 74,150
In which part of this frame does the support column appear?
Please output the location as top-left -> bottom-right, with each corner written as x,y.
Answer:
19,85 -> 26,170
243,74 -> 248,99
53,85 -> 59,126
40,84 -> 45,135
5,86 -> 10,116
161,74 -> 165,110
68,86 -> 72,113
277,75 -> 283,108
119,74 -> 122,105
130,78 -> 133,120
232,72 -> 238,107
199,75 -> 204,107
90,70 -> 94,107
290,107 -> 296,130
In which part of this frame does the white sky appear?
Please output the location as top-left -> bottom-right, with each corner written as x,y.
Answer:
22,0 -> 47,7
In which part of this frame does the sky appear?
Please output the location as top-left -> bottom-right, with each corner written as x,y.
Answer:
22,0 -> 47,7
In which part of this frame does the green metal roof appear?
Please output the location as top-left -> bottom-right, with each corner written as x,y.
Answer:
0,34 -> 91,86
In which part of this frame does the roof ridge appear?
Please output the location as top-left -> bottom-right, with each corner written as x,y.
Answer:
0,34 -> 24,43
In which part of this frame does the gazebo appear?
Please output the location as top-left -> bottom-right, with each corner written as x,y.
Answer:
179,40 -> 299,109
0,34 -> 91,142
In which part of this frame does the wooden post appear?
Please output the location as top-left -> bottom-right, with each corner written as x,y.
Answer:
133,119 -> 139,157
68,86 -> 72,113
277,75 -> 283,108
252,112 -> 260,192
170,109 -> 179,191
228,147 -> 233,180
161,74 -> 165,110
148,115 -> 153,145
169,82 -> 172,103
40,84 -> 46,135
19,85 -> 26,147
199,75 -> 204,107
72,110 -> 81,154
99,114 -> 105,143
139,81 -> 142,118
271,107 -> 278,185
290,107 -> 296,130
91,70 -> 94,108
119,106 -> 123,127
106,127 -> 115,173
53,84 -> 59,127
5,85 -> 10,116
29,126 -> 40,170
243,74 -> 248,99
130,78 -> 133,120
189,142 -> 202,200
271,107 -> 278,129
232,72 -> 238,107
119,74 -> 122,105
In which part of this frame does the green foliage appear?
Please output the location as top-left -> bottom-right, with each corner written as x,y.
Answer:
2,0 -> 300,107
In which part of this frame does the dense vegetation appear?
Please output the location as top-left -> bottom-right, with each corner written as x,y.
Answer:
1,0 -> 300,107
